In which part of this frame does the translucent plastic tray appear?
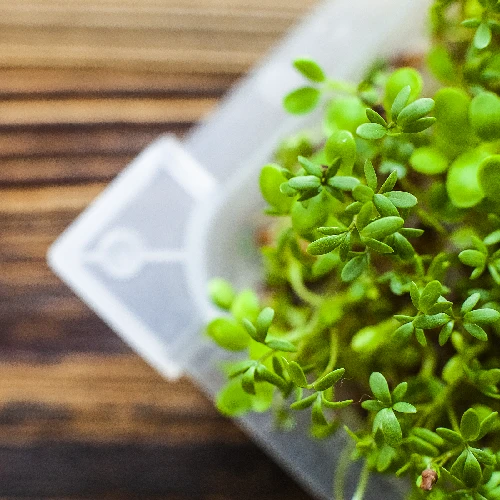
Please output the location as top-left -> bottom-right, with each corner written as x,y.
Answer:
48,0 -> 430,497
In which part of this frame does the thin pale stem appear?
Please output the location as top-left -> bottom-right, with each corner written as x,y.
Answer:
321,330 -> 339,377
333,441 -> 354,500
287,258 -> 323,307
351,460 -> 370,500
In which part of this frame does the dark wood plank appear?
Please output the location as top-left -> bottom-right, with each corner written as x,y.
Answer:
0,154 -> 136,186
0,1 -> 320,497
0,0 -> 316,74
0,125 -> 184,159
0,442 -> 311,499
0,355 -> 311,498
0,68 -> 236,97
0,96 -> 216,126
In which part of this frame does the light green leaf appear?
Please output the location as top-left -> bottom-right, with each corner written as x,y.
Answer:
392,382 -> 408,402
439,321 -> 454,346
286,360 -> 308,387
255,307 -> 274,340
288,175 -> 321,191
290,393 -> 317,410
328,176 -> 360,191
379,170 -> 398,194
293,57 -> 326,82
216,378 -> 253,416
341,254 -> 367,282
362,400 -> 385,411
279,181 -> 297,196
478,411 -> 499,439
363,237 -> 394,254
352,184 -> 374,202
323,96 -> 367,135
470,447 -> 496,466
415,328 -> 427,346
392,314 -> 411,324
260,164 -> 295,212
477,368 -> 500,387
356,122 -> 387,140
413,313 -> 450,329
410,147 -> 448,175
459,249 -> 487,268
228,360 -> 256,378
344,201 -> 363,215
474,22 -> 492,50
397,98 -> 435,126
450,448 -> 467,480
373,194 -> 399,217
242,318 -> 262,343
419,280 -> 443,313
366,108 -> 387,126
297,155 -> 322,177
393,402 -> 416,413
242,366 -> 256,394
313,368 -> 345,391
385,68 -> 422,112
464,308 -> 500,324
428,301 -> 453,315
469,92 -> 500,142
391,85 -> 411,119
436,427 -> 463,445
208,278 -> 235,310
484,230 -> 500,246
307,234 -> 345,255
462,18 -> 481,28
412,428 -> 444,448
401,117 -> 436,133
312,253 -> 340,278
321,398 -> 353,410
377,445 -> 396,472
391,233 -> 415,260
318,226 -> 347,235
478,155 -> 500,200
355,201 -> 374,232
463,450 -> 482,488
291,189 -> 330,236
399,228 -> 424,238
426,45 -> 456,84
231,289 -> 260,322
369,372 -> 392,405
312,395 -> 328,427
464,323 -> 488,341
364,159 -> 378,191
284,87 -> 320,114
406,436 -> 439,457
434,87 -> 473,157
272,356 -> 286,379
265,338 -> 297,352
206,318 -> 249,351
385,191 -> 417,208
255,365 -> 287,390
409,282 -> 420,310
379,408 -> 402,446
324,130 -> 357,175
361,216 -> 404,240
393,322 -> 415,344
461,293 -> 481,314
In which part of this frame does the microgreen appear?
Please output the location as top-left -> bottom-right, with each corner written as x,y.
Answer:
204,1 -> 500,498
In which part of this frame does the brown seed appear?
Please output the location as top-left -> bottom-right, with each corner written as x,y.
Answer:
420,468 -> 438,491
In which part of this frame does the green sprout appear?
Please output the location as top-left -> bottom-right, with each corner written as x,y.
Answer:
204,1 -> 500,498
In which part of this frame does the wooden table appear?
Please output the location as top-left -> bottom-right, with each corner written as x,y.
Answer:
0,1 -> 317,498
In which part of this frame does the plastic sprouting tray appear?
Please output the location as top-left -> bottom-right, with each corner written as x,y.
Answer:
48,1 -> 430,497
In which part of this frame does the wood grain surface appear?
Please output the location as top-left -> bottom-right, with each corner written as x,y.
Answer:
0,0 -> 318,498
